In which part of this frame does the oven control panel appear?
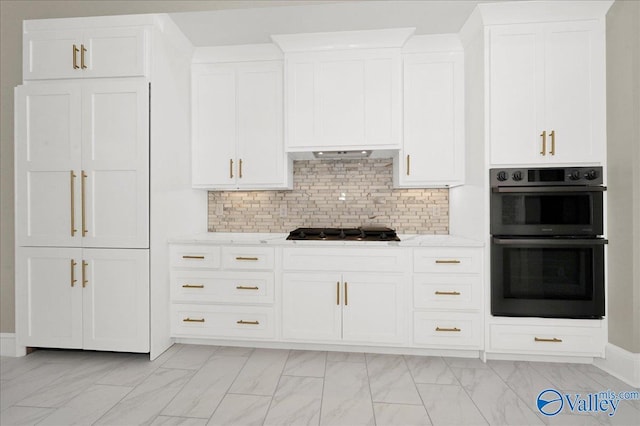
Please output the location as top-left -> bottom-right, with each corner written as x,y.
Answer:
490,167 -> 603,187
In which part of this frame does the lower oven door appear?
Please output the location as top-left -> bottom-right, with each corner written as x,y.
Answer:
491,237 -> 606,319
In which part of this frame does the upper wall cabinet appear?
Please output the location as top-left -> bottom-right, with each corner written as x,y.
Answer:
23,26 -> 148,80
488,20 -> 605,166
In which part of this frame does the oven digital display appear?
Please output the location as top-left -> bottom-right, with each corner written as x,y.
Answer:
528,169 -> 565,182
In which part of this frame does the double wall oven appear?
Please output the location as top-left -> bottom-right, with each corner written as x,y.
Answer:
490,167 -> 607,319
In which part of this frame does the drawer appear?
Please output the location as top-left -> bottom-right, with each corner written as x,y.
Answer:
489,323 -> 604,356
222,247 -> 274,270
171,271 -> 274,304
414,274 -> 481,311
414,248 -> 481,274
171,304 -> 275,339
283,248 -> 407,272
171,245 -> 220,269
414,312 -> 481,348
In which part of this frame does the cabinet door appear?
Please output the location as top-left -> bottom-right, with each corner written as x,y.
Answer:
400,52 -> 464,186
489,24 -> 545,165
543,20 -> 604,164
282,273 -> 342,341
191,64 -> 237,188
81,81 -> 149,248
16,247 -> 83,349
23,30 -> 83,80
236,62 -> 286,188
82,248 -> 149,352
342,273 -> 405,344
82,27 -> 147,78
15,84 -> 82,247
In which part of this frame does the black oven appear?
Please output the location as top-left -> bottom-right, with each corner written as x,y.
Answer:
490,167 -> 606,319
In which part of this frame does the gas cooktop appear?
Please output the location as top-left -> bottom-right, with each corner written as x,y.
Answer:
286,227 -> 400,241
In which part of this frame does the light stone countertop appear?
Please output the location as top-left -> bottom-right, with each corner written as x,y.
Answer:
169,232 -> 484,247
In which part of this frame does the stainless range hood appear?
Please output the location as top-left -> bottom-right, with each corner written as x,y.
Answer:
312,150 -> 372,160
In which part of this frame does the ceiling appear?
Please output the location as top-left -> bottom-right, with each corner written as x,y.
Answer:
169,0 -> 502,47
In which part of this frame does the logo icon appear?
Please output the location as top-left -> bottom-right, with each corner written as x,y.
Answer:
537,389 -> 564,416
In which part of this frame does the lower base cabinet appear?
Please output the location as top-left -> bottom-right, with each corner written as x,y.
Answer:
16,247 -> 149,352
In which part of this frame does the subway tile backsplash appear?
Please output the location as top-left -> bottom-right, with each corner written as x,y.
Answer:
208,159 -> 449,234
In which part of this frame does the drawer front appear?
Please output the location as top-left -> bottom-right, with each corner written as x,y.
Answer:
414,274 -> 481,310
171,271 -> 273,304
283,247 -> 407,272
414,312 -> 481,348
222,247 -> 275,270
171,304 -> 274,339
414,248 -> 481,274
171,245 -> 220,269
489,323 -> 604,356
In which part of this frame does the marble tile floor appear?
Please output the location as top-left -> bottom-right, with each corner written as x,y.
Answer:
1,344 -> 639,426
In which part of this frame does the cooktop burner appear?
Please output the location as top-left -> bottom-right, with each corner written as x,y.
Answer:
286,227 -> 400,241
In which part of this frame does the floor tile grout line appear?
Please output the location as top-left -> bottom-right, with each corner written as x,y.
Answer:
445,360 -> 492,426
317,351 -> 328,426
402,354 -> 435,426
364,352 -> 379,426
260,349 -> 290,425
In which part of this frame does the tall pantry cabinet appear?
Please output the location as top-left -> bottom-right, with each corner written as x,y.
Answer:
14,15 -> 205,359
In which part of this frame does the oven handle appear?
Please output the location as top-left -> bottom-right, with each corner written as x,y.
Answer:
492,237 -> 608,246
492,186 -> 606,193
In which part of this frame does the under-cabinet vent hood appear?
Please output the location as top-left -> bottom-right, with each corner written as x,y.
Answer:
313,150 -> 372,160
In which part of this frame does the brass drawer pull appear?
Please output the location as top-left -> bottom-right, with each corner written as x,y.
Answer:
72,44 -> 80,69
344,282 -> 348,306
534,337 -> 562,343
82,260 -> 89,288
81,171 -> 88,237
540,130 -> 547,155
182,255 -> 205,260
406,154 -> 410,176
549,130 -> 556,155
70,171 -> 77,236
239,159 -> 243,179
230,158 -> 234,179
435,327 -> 461,332
236,286 -> 259,290
70,259 -> 77,287
183,318 -> 205,323
236,257 -> 259,261
237,320 -> 259,325
80,44 -> 87,69
435,291 -> 461,296
182,284 -> 204,289
435,260 -> 461,264
336,281 -> 340,305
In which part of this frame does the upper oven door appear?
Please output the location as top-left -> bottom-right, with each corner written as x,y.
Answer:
490,186 -> 605,236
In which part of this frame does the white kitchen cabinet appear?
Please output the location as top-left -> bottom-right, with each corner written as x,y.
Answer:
395,51 -> 464,187
16,247 -> 149,352
488,20 -> 605,165
192,61 -> 291,190
15,81 -> 149,249
23,27 -> 147,80
284,49 -> 402,152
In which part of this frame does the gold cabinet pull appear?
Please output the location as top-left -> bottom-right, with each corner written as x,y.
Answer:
81,171 -> 87,237
406,154 -> 410,176
182,284 -> 204,289
549,130 -> 555,155
336,281 -> 340,305
540,130 -> 547,155
70,259 -> 77,287
80,44 -> 87,69
435,291 -> 461,296
239,159 -> 243,179
236,285 -> 259,290
72,44 -> 80,69
237,320 -> 259,325
435,259 -> 461,264
534,337 -> 562,343
230,159 -> 234,179
82,260 -> 88,288
70,171 -> 77,236
235,256 -> 258,261
183,317 -> 205,323
182,255 -> 205,260
344,282 -> 348,306
435,327 -> 461,332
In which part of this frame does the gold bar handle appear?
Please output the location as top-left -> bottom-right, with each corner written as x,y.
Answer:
182,255 -> 205,260
336,281 -> 340,305
236,286 -> 259,290
70,260 -> 77,287
80,44 -> 87,69
182,284 -> 204,289
549,130 -> 555,155
230,159 -> 234,179
82,260 -> 88,288
183,318 -> 205,323
344,282 -> 348,306
72,45 -> 80,69
435,291 -> 461,296
534,337 -> 562,343
436,327 -> 461,332
81,171 -> 87,237
235,257 -> 258,261
435,260 -> 461,264
237,320 -> 259,325
70,171 -> 77,236
540,130 -> 547,155
239,159 -> 243,179
406,155 -> 410,176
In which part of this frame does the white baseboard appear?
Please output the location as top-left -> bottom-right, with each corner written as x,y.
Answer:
0,333 -> 17,357
594,343 -> 640,388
